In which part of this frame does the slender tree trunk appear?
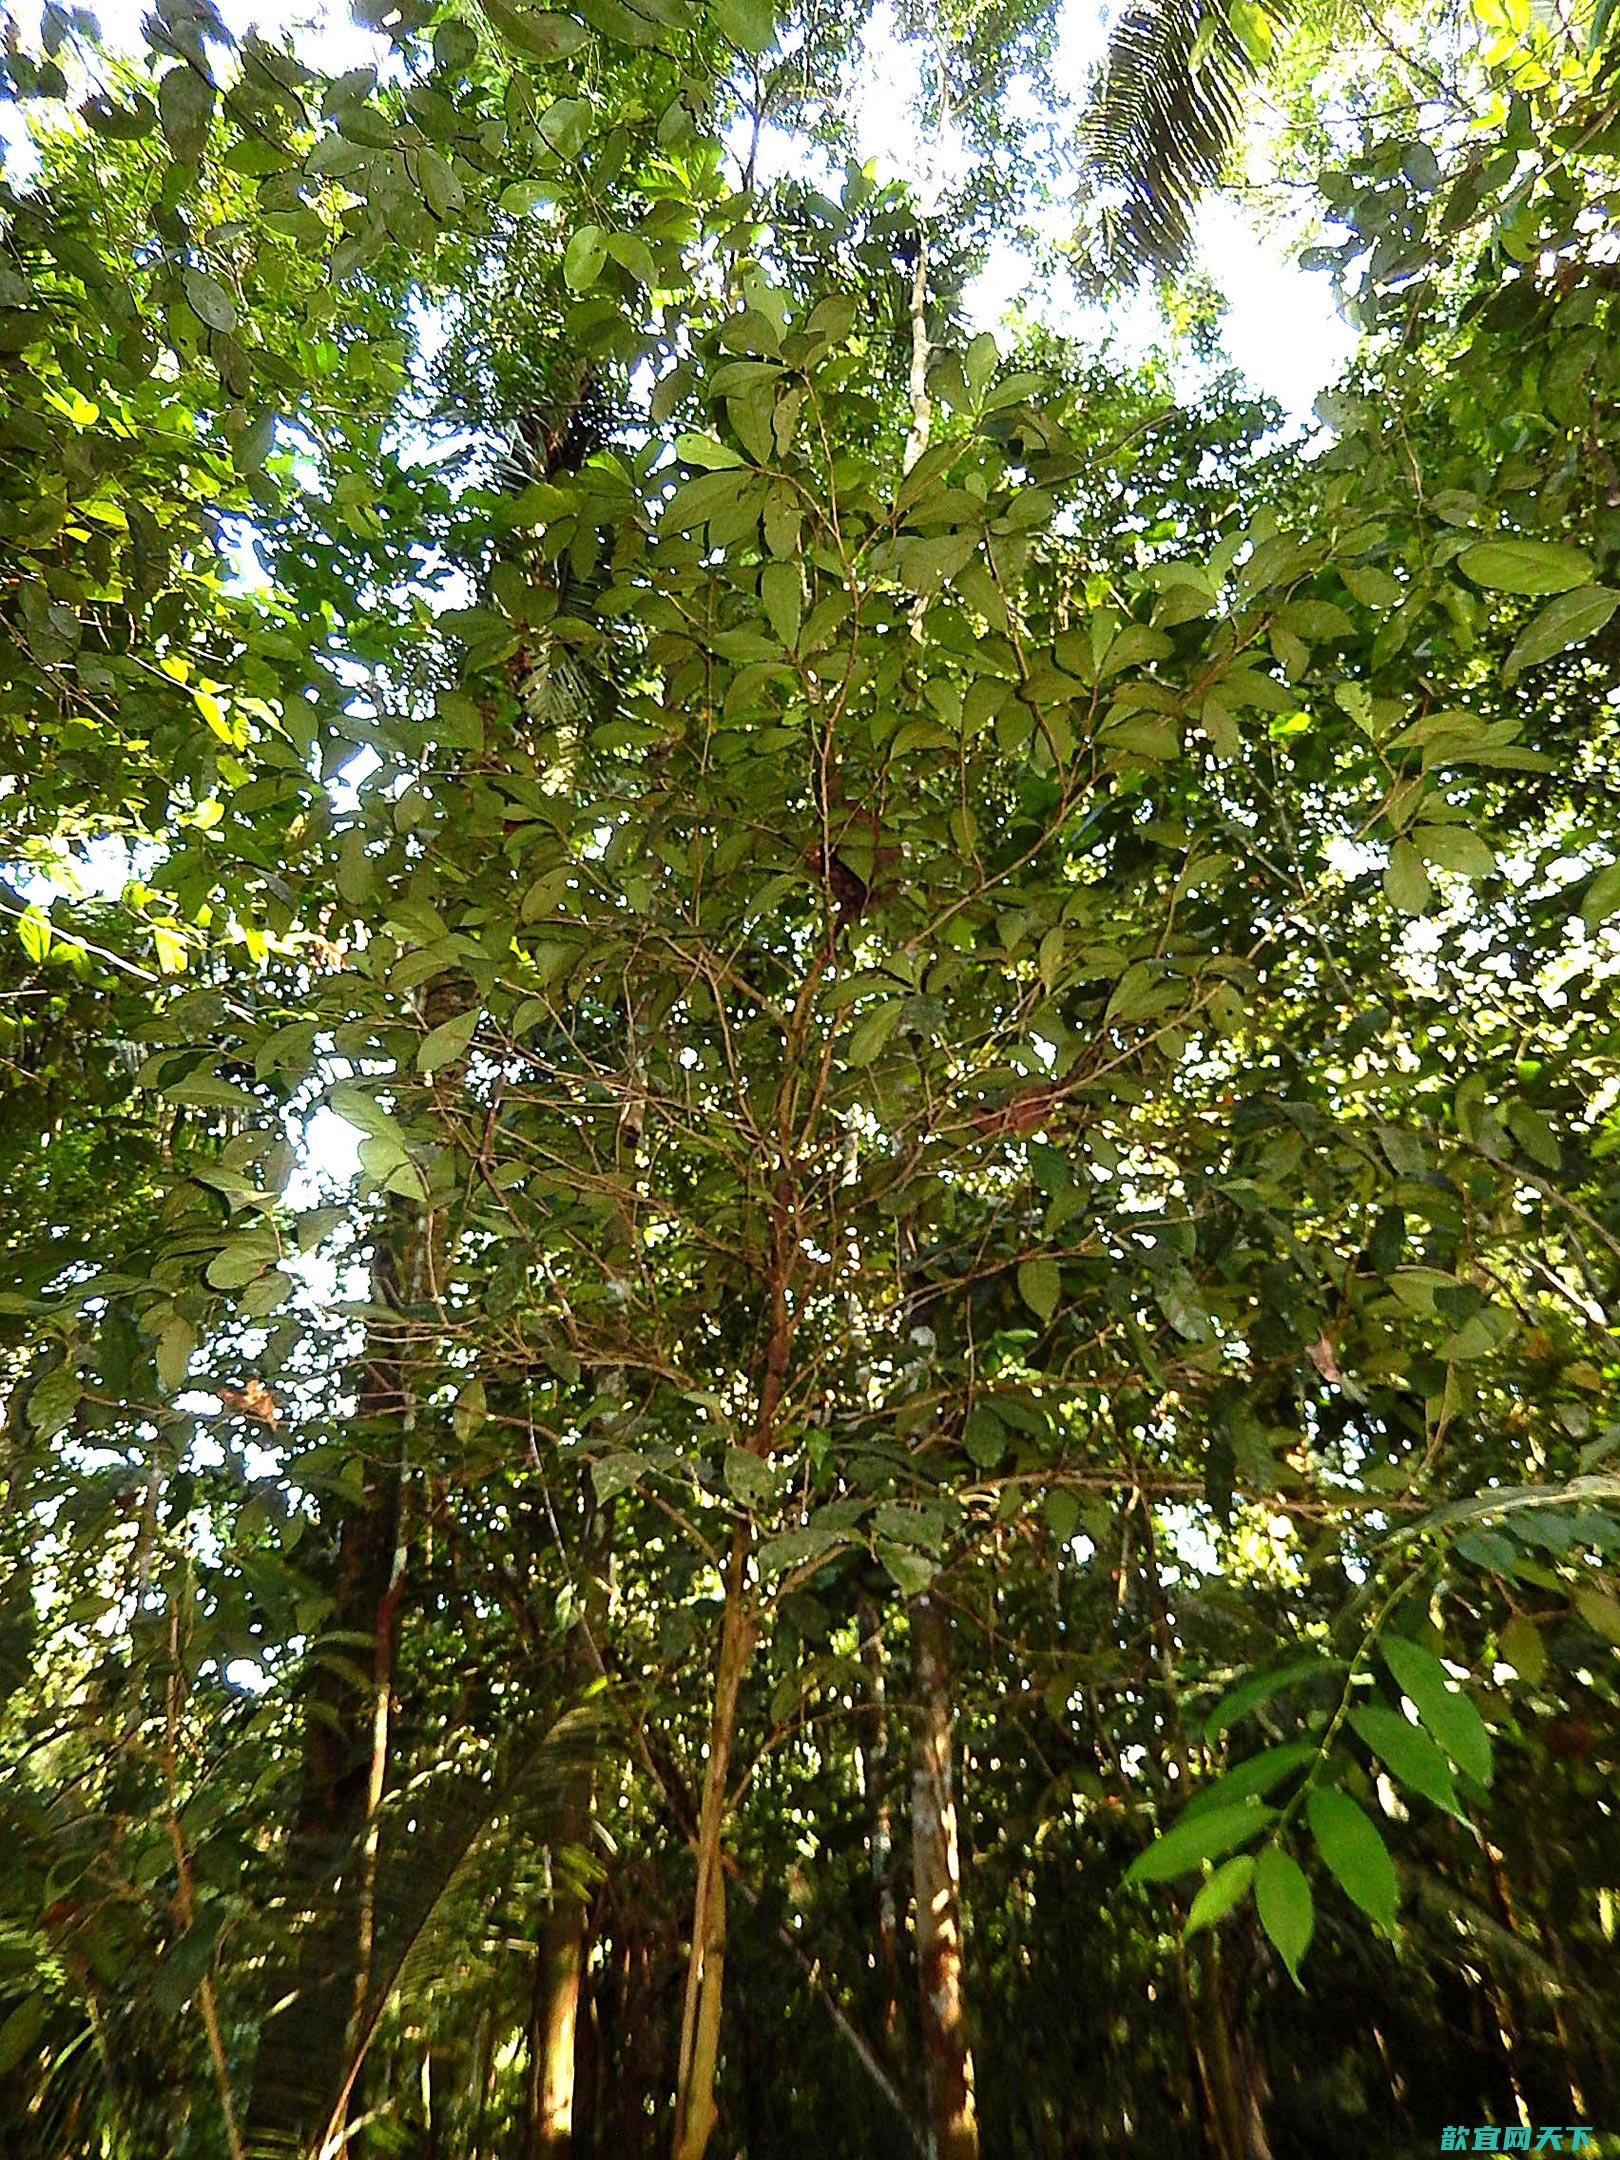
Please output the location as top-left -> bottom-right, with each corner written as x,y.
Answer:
525,1495 -> 612,2160
528,1859 -> 590,2160
671,1522 -> 756,2160
909,1592 -> 979,2160
1192,1937 -> 1272,2160
856,1594 -> 901,2050
246,1195 -> 427,2156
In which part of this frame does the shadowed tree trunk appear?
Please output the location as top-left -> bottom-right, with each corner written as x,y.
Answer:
1192,1935 -> 1272,2160
525,1494 -> 612,2159
246,1194 -> 430,2156
857,1593 -> 902,2052
910,1591 -> 979,2160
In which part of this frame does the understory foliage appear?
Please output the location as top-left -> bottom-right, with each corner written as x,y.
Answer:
1,0 -> 1619,2155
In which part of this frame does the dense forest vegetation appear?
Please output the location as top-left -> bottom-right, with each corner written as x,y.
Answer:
2,0 -> 1618,2153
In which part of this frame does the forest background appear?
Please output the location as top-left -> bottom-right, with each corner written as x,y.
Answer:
1,0 -> 1619,2154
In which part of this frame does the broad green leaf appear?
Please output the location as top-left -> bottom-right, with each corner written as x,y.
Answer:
1017,1256 -> 1061,1323
26,1368 -> 80,1440
1204,1656 -> 1337,1742
1574,1587 -> 1620,1644
1124,1801 -> 1275,1885
962,1402 -> 1006,1469
0,1997 -> 47,2078
158,65 -> 214,161
1347,1705 -> 1464,1819
606,231 -> 656,283
483,0 -> 590,59
1503,585 -> 1618,678
1458,538 -> 1593,596
1411,825 -> 1495,878
846,998 -> 904,1066
1044,1487 -> 1081,1542
1306,1786 -> 1398,1926
329,1081 -> 406,1144
563,224 -> 607,290
716,0 -> 775,49
677,433 -> 747,470
724,1446 -> 783,1509
1582,860 -> 1620,926
1382,839 -> 1432,915
1497,1615 -> 1546,1684
1184,1741 -> 1317,1819
1184,1853 -> 1254,1936
1506,1102 -> 1561,1170
1379,1636 -> 1492,1787
592,1451 -> 647,1502
418,1007 -> 480,1072
183,270 -> 236,331
878,1541 -> 934,1595
1254,1848 -> 1313,1983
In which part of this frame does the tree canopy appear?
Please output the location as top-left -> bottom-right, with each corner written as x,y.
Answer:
2,0 -> 1618,2155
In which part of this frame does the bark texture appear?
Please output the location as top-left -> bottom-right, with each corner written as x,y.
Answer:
671,1523 -> 755,2160
856,1593 -> 901,2050
246,1196 -> 426,2156
909,1592 -> 979,2160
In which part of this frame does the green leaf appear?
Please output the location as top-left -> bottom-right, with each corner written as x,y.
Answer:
1017,1256 -> 1061,1323
417,1007 -> 480,1072
1382,840 -> 1432,916
1204,1656 -> 1336,1742
760,560 -> 801,650
1457,538 -> 1594,596
1502,585 -> 1618,678
724,1446 -> 783,1509
0,1997 -> 47,2077
591,1451 -> 647,1502
1254,1848 -> 1313,1984
26,1368 -> 80,1440
158,65 -> 214,161
878,1541 -> 934,1595
1183,1741 -> 1317,1819
1411,825 -> 1495,878
1184,1853 -> 1254,1937
962,1402 -> 1006,1469
329,1081 -> 406,1145
482,0 -> 590,59
676,433 -> 747,470
1581,860 -> 1620,927
1346,1704 -> 1464,1819
1379,1635 -> 1492,1787
1497,1614 -> 1546,1684
182,269 -> 237,331
715,0 -> 775,49
1124,1801 -> 1275,1885
846,999 -> 904,1066
1506,1102 -> 1561,1170
563,224 -> 607,290
606,231 -> 656,283
1574,1586 -> 1620,1644
1306,1786 -> 1398,1926
1043,1487 -> 1081,1543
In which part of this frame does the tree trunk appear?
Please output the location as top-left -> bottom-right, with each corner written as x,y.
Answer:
856,1594 -> 901,2051
525,1496 -> 611,2160
909,1592 -> 979,2160
1192,1936 -> 1272,2160
246,1195 -> 427,2156
528,1862 -> 590,2160
671,1522 -> 755,2160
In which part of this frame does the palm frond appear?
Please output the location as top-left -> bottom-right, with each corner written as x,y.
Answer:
246,1698 -> 610,2160
1075,0 -> 1292,287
